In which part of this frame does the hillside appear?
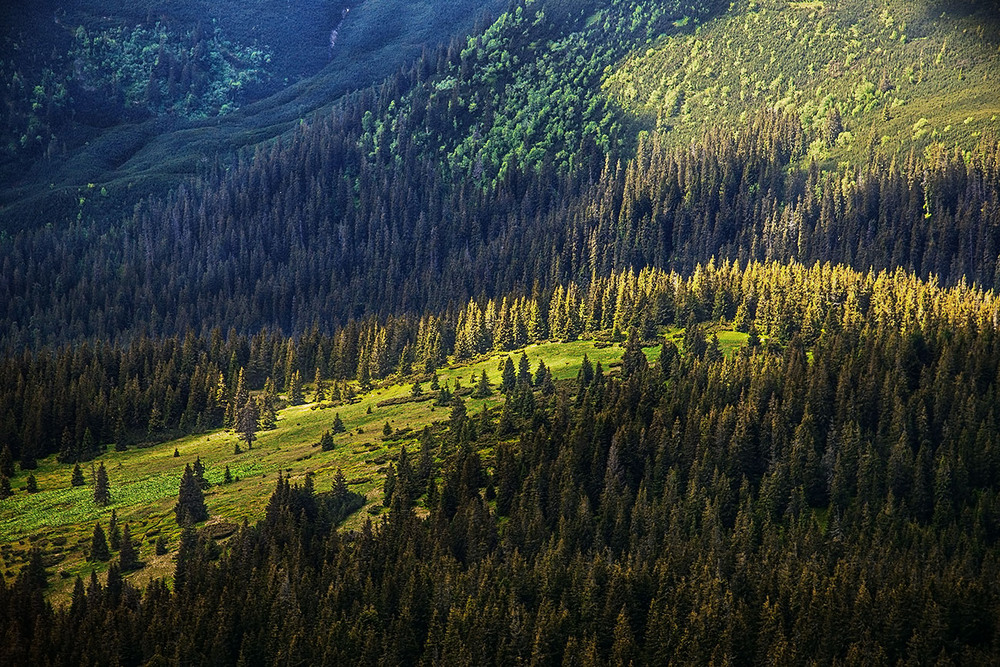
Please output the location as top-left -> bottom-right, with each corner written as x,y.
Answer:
0,0 -> 506,230
1,0 -> 1000,663
604,0 -> 1000,166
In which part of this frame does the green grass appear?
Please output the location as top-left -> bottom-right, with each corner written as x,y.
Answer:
603,0 -> 1000,166
3,333 -> 743,603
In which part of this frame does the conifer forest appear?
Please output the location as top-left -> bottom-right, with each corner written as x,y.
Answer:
1,0 -> 1000,664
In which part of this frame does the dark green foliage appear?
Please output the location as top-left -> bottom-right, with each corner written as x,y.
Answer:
89,522 -> 110,562
223,465 -> 233,484
93,463 -> 111,506
236,398 -> 259,451
119,523 -> 139,572
319,430 -> 335,452
0,476 -> 11,499
288,371 -> 305,406
0,446 -> 13,478
25,474 -> 37,493
472,370 -> 492,398
332,413 -> 346,434
174,463 -> 208,525
501,357 -> 517,394
108,509 -> 120,550
154,536 -> 168,556
383,421 -> 393,438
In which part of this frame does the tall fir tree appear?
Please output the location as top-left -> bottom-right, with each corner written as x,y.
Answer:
175,463 -> 208,525
93,462 -> 111,506
89,522 -> 110,562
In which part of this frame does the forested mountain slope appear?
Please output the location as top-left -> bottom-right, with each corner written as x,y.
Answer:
2,0 -> 1000,663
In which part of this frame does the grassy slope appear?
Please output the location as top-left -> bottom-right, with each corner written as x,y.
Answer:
603,0 -> 1000,167
0,332 -> 752,605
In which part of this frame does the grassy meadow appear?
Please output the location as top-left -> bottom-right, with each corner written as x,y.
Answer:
0,331 -> 755,604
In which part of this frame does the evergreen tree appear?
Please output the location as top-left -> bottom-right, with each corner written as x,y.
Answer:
71,463 -> 85,486
154,536 -> 168,556
0,445 -> 13,478
517,353 -> 531,386
332,413 -> 346,434
108,509 -> 121,550
89,522 -> 110,562
236,397 -> 259,450
314,368 -> 327,403
473,370 -> 492,398
193,456 -> 209,489
223,465 -> 233,484
622,327 -> 648,378
25,473 -> 37,493
501,357 -> 517,394
175,463 -> 208,525
119,523 -> 139,571
411,380 -> 423,397
93,462 -> 111,506
320,430 -> 335,452
289,370 -> 305,405
0,475 -> 11,499
383,421 -> 393,438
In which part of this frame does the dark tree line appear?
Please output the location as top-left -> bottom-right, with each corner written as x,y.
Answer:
2,276 -> 1000,663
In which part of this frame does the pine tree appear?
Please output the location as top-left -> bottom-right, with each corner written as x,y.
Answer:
236,398 -> 259,451
25,473 -> 37,493
119,523 -> 139,571
259,378 -> 278,430
473,370 -> 492,398
223,465 -> 233,484
320,430 -> 335,452
333,412 -> 346,434
314,368 -> 327,403
0,475 -> 11,499
289,370 -> 305,405
89,522 -> 110,562
0,445 -> 13,478
93,462 -> 111,506
71,463 -> 85,486
622,327 -> 648,378
383,421 -> 393,438
193,456 -> 209,490
108,509 -> 121,550
411,380 -> 423,397
154,536 -> 168,556
517,353 -> 531,386
175,463 -> 208,525
501,357 -> 517,394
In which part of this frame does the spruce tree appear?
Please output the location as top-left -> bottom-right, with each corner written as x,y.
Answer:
0,444 -> 14,478
236,397 -> 259,450
313,368 -> 327,403
25,473 -> 38,493
175,463 -> 208,525
89,522 -> 110,562
71,463 -> 85,486
119,523 -> 139,571
332,413 -> 346,434
0,475 -> 11,499
193,456 -> 210,490
93,462 -> 111,506
108,509 -> 121,550
289,370 -> 305,405
383,421 -> 393,438
501,357 -> 517,394
517,353 -> 531,386
319,430 -> 335,451
223,465 -> 233,484
473,370 -> 492,398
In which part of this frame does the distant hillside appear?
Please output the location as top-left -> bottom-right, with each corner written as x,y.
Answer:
0,0 -> 506,230
604,0 -> 1000,167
